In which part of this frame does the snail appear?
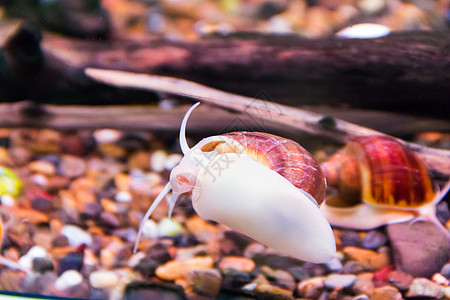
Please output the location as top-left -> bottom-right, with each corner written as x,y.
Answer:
320,135 -> 450,231
134,102 -> 336,263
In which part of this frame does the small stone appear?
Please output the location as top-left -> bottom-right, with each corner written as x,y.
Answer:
304,262 -> 328,277
133,258 -> 158,278
358,0 -> 386,14
406,278 -> 445,298
340,231 -> 363,248
273,270 -> 296,291
10,146 -> 32,165
254,283 -> 293,298
157,218 -> 183,237
89,270 -> 120,289
253,253 -> 298,270
297,277 -> 326,298
388,271 -> 414,291
175,245 -> 208,262
115,191 -> 132,202
99,211 -> 121,228
146,243 -> 172,264
369,249 -> 390,271
173,233 -> 199,248
326,258 -> 343,273
61,225 -> 93,247
47,176 -> 70,191
30,174 -> 48,186
436,201 -> 450,225
81,201 -> 102,219
353,273 -> 375,296
325,274 -> 356,290
141,219 -> 158,239
342,261 -> 371,274
59,135 -> 89,156
362,230 -> 387,250
151,150 -> 167,172
288,266 -> 310,281
58,252 -> 84,275
343,246 -> 377,266
164,153 -> 183,170
221,268 -> 253,289
432,273 -> 449,285
59,155 -> 86,178
372,285 -> 402,300
186,269 -> 222,297
1,194 -> 16,206
32,229 -> 53,250
31,196 -> 54,213
441,263 -> 450,279
32,257 -> 54,273
155,256 -> 214,281
387,221 -> 450,278
28,160 -> 56,176
52,235 -> 69,248
54,270 -> 83,291
128,151 -> 151,171
243,243 -> 266,259
93,129 -> 122,144
218,256 -> 255,273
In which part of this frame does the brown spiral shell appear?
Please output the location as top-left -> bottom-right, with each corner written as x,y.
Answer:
200,132 -> 327,205
322,135 -> 436,209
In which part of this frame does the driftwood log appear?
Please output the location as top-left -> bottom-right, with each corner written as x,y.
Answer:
0,21 -> 449,120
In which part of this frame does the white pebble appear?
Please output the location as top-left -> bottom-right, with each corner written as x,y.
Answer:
164,153 -> 183,170
89,270 -> 120,289
151,150 -> 167,172
432,273 -> 449,285
18,246 -> 48,270
157,218 -> 183,237
267,16 -> 292,34
1,194 -> 16,207
25,246 -> 48,259
358,0 -> 385,14
141,219 -> 158,239
128,252 -> 146,268
115,191 -> 132,203
94,129 -> 123,144
18,257 -> 32,270
326,257 -> 343,273
61,225 -> 93,247
55,270 -> 83,290
29,174 -> 48,187
336,23 -> 390,39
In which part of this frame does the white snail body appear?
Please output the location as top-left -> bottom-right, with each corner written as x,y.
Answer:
134,102 -> 336,263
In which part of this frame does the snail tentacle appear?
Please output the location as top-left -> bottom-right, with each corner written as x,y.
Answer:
134,182 -> 172,253
179,102 -> 200,155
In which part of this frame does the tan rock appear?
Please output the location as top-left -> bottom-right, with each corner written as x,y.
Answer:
353,273 -> 375,296
297,276 -> 326,298
218,256 -> 255,273
156,256 -> 214,281
372,285 -> 402,300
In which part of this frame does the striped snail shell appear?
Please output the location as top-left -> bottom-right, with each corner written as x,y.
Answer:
320,135 -> 450,230
134,103 -> 336,263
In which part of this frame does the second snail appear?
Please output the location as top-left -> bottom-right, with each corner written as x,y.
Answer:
320,135 -> 450,232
